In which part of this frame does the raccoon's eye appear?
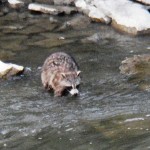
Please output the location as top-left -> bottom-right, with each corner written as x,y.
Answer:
76,85 -> 80,89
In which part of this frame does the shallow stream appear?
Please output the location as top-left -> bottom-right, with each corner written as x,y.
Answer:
0,11 -> 150,150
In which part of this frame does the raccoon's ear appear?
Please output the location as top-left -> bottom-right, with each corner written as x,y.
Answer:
77,71 -> 81,76
61,73 -> 66,78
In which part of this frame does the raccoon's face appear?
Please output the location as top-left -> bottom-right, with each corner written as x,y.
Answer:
60,71 -> 81,95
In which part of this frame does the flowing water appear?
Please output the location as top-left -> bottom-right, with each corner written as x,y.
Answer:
0,11 -> 150,150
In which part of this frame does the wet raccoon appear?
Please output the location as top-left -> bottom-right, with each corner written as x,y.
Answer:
41,52 -> 81,96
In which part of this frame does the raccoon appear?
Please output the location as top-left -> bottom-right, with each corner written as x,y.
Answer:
41,52 -> 81,96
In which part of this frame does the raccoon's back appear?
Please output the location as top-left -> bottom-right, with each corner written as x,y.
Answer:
42,52 -> 78,73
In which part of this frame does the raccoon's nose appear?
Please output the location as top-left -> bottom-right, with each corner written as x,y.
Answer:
70,88 -> 79,96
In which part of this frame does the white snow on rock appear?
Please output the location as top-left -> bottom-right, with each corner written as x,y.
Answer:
0,61 -> 24,78
75,0 -> 150,33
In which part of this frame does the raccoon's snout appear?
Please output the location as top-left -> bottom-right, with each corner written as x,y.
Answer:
69,88 -> 79,96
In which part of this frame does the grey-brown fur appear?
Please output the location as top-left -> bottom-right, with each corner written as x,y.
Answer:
41,52 -> 81,96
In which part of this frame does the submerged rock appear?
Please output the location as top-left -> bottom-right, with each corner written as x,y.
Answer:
65,14 -> 91,29
0,61 -> 24,78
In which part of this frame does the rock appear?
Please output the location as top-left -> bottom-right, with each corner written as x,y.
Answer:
82,33 -> 109,45
120,54 -> 150,91
57,14 -> 90,31
111,19 -> 150,35
65,14 -> 91,29
0,0 -> 7,4
28,3 -> 61,15
0,6 -> 9,16
33,0 -> 54,5
28,3 -> 77,15
55,5 -> 77,15
8,0 -> 24,9
53,0 -> 75,6
75,0 -> 111,23
0,61 -> 24,78
120,55 -> 150,76
75,0 -> 150,35
82,33 -> 99,43
135,0 -> 150,5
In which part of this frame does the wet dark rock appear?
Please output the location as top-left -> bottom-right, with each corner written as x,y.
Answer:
1,11 -> 20,21
0,0 -> 8,5
65,14 -> 91,29
34,0 -> 54,5
134,0 -> 150,5
53,0 -> 75,6
0,6 -> 9,16
57,14 -> 90,32
56,5 -> 77,15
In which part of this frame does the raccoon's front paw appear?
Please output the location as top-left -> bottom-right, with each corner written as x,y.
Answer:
54,90 -> 63,97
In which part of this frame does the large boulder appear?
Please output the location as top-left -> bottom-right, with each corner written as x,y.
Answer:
75,0 -> 150,35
